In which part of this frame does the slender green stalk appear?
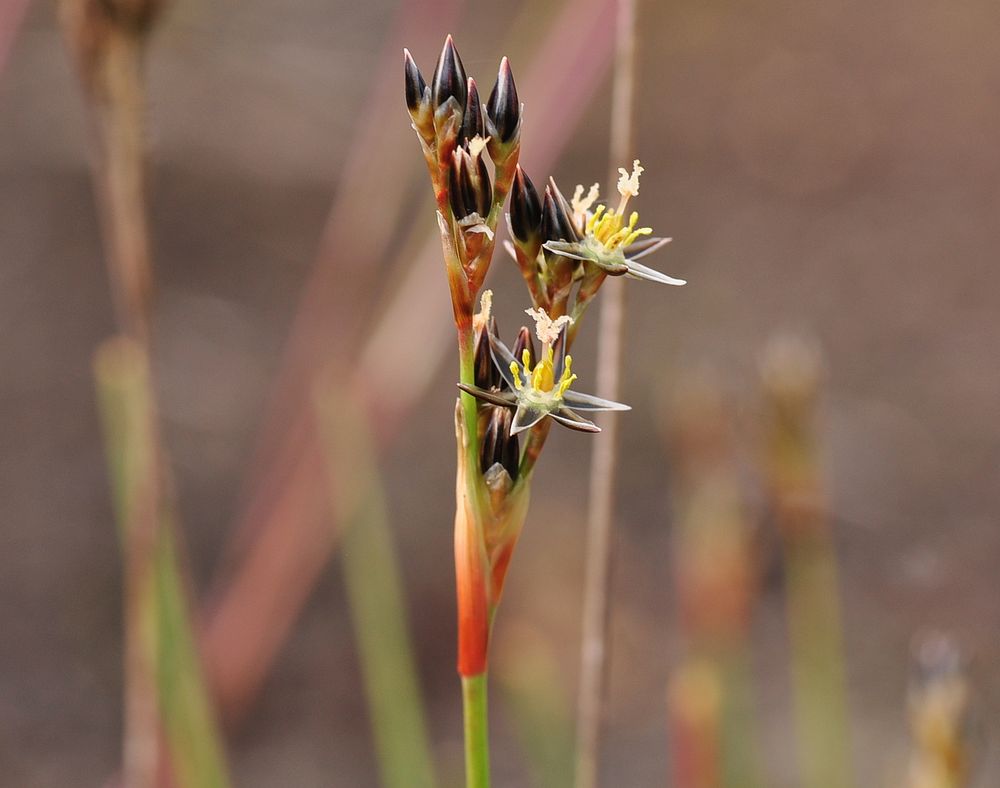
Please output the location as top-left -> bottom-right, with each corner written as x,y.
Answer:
315,384 -> 437,788
462,674 -> 491,788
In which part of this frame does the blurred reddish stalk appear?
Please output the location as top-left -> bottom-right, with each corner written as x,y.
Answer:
760,336 -> 854,788
666,374 -> 762,788
202,0 -> 618,724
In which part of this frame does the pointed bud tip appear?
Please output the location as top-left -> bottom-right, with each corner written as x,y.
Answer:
404,49 -> 427,111
432,35 -> 467,110
486,56 -> 520,143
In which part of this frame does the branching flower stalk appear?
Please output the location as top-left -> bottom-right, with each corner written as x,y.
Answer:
404,37 -> 684,787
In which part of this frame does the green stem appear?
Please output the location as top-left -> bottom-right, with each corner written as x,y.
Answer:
462,673 -> 491,788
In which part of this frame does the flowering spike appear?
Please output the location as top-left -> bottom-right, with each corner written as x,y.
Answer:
432,35 -> 467,110
486,56 -> 520,143
460,78 -> 485,145
510,166 -> 542,243
403,49 -> 426,112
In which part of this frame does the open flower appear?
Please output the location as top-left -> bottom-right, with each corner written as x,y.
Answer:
458,306 -> 630,434
542,160 -> 686,286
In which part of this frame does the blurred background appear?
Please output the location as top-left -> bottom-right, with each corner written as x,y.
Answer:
2,0 -> 999,785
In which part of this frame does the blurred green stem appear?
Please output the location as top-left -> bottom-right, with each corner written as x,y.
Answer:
94,338 -> 231,788
316,383 -> 437,788
784,537 -> 853,788
463,673 -> 491,788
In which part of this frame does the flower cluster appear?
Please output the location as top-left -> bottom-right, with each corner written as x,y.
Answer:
404,36 -> 685,686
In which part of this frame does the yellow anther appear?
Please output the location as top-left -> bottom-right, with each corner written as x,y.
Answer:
510,361 -> 523,390
586,204 -> 606,233
521,348 -> 533,374
623,226 -> 652,247
556,355 -> 577,397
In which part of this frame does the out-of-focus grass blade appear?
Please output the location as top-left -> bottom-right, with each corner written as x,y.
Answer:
203,0 -> 620,723
95,337 -> 231,788
495,624 -> 575,788
760,335 -> 855,788
316,379 -> 437,788
156,526 -> 232,788
94,336 -> 162,788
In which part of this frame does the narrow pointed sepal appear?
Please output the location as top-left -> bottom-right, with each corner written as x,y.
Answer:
457,382 -> 517,409
624,236 -> 672,260
623,258 -> 686,286
560,390 -> 631,412
488,334 -> 520,389
550,407 -> 601,433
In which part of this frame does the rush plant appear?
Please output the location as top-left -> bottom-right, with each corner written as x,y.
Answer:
404,36 -> 684,787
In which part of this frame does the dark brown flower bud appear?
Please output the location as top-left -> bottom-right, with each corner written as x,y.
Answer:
510,166 -> 542,243
473,153 -> 492,217
548,178 -> 581,240
511,326 -> 536,371
460,78 -> 485,145
432,35 -> 467,111
480,407 -> 519,480
448,151 -> 474,218
474,323 -> 499,389
403,49 -> 426,112
486,57 -> 520,143
540,186 -> 579,243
